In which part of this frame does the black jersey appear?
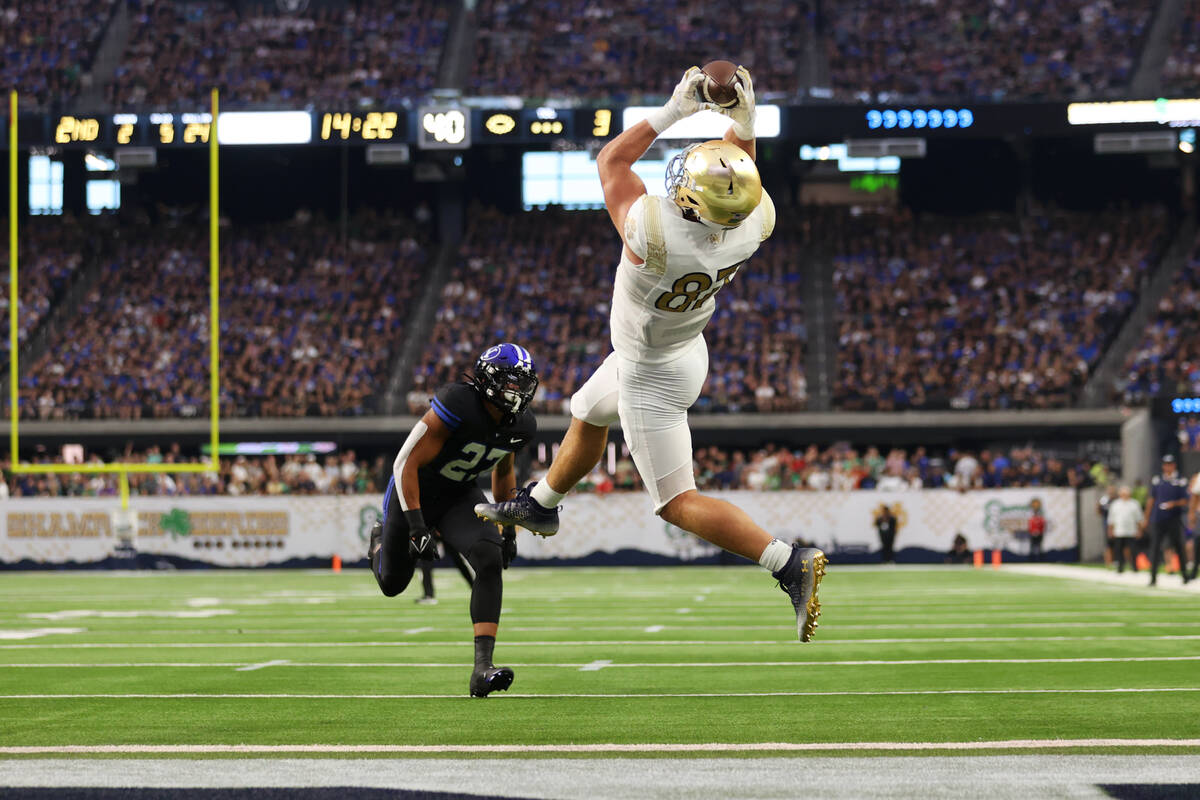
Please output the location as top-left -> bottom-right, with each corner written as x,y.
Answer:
418,382 -> 536,503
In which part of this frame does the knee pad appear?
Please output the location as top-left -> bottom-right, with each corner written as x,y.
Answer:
467,539 -> 504,576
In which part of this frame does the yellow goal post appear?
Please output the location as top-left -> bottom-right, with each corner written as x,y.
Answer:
7,89 -> 223,510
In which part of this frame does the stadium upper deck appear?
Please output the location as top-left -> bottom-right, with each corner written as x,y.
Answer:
5,0 -> 1196,109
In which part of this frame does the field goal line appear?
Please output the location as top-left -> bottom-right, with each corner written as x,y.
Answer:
8,89 -> 223,508
2,739 -> 1200,755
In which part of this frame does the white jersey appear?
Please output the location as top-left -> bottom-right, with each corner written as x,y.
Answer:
1107,497 -> 1143,538
611,191 -> 775,364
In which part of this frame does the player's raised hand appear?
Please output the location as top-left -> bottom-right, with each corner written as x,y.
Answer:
645,67 -> 710,133
717,66 -> 756,140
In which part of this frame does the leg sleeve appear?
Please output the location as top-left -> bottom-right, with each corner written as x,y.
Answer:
435,489 -> 504,625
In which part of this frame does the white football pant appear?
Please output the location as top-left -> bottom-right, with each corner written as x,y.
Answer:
570,336 -> 707,512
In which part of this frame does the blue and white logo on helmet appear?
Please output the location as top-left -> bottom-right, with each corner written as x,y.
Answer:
480,343 -> 535,372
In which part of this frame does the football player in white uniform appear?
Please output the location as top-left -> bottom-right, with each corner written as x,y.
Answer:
478,66 -> 826,641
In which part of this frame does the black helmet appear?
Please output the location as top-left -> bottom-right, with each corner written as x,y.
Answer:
471,343 -> 539,418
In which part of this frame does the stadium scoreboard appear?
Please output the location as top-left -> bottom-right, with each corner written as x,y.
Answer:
10,99 -> 1198,149
27,110 -> 410,148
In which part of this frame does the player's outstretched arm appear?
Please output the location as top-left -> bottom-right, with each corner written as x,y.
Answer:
598,67 -> 708,246
717,66 -> 756,160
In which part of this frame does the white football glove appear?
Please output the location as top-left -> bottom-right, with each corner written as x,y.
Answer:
719,66 -> 756,140
645,67 -> 709,134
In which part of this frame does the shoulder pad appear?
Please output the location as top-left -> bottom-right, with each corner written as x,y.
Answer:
758,189 -> 776,242
623,195 -> 648,260
430,383 -> 475,431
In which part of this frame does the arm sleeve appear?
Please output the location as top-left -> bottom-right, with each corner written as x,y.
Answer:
392,420 -> 429,511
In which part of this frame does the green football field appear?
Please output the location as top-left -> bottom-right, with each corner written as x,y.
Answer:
0,563 -> 1198,758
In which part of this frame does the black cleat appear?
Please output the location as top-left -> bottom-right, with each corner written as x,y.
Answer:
475,483 -> 560,535
367,520 -> 386,592
470,665 -> 515,697
773,545 -> 827,642
367,520 -> 383,562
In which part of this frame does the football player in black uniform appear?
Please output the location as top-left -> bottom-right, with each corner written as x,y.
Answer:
368,343 -> 538,696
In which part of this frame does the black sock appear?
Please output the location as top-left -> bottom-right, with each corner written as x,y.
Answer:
474,635 -> 495,669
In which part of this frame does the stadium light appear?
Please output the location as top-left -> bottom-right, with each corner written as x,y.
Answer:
621,105 -> 780,139
217,111 -> 313,145
1067,98 -> 1200,127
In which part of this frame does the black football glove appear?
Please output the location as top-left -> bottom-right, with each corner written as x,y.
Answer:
405,509 -> 438,561
501,525 -> 517,569
409,527 -> 438,561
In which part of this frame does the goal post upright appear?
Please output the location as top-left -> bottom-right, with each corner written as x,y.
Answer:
9,90 -> 18,468
6,89 -> 222,512
209,87 -> 219,470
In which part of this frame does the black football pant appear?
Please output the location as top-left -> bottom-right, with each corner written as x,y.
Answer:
1028,535 -> 1043,562
878,531 -> 895,564
372,485 -> 504,624
1149,518 -> 1184,584
1112,537 -> 1136,573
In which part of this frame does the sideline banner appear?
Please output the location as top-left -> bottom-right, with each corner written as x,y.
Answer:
0,489 -> 1076,567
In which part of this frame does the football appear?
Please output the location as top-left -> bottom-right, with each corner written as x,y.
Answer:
699,60 -> 741,108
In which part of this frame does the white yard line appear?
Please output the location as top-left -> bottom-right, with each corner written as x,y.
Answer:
233,659 -> 290,672
2,738 -> 1199,755
1005,564 -> 1200,593
1,687 -> 1197,700
4,655 -> 1200,669
2,634 -> 1199,650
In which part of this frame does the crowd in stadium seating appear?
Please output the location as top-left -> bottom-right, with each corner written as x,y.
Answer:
827,204 -> 1168,411
109,0 -> 448,109
1118,238 -> 1200,404
410,205 -> 806,415
411,206 -> 617,416
1179,417 -> 1200,453
1,0 -> 116,109
4,444 -> 386,498
469,0 -> 809,100
719,443 -> 1100,491
529,442 -> 1101,495
1,217 -> 93,360
8,0 -> 1181,110
19,211 -> 427,420
823,0 -> 1153,102
4,440 -> 1099,498
1163,2 -> 1200,94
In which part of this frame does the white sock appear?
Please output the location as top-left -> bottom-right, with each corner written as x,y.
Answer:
531,481 -> 566,509
758,539 -> 793,573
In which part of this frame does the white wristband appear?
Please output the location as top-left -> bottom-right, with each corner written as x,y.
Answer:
644,106 -> 679,135
732,120 -> 754,140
